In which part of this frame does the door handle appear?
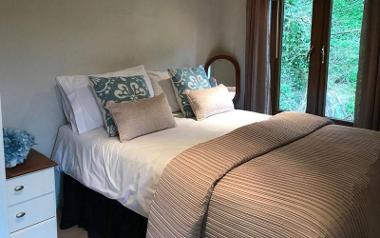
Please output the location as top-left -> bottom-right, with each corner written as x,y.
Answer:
306,46 -> 314,63
321,45 -> 326,64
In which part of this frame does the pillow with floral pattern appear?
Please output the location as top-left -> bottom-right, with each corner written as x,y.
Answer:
169,66 -> 211,118
89,75 -> 151,136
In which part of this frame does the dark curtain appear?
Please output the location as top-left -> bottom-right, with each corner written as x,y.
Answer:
354,0 -> 380,131
244,0 -> 272,114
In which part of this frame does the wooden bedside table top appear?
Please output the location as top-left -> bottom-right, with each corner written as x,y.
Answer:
6,149 -> 57,179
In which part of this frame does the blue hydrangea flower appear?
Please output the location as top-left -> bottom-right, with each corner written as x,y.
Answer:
3,128 -> 36,168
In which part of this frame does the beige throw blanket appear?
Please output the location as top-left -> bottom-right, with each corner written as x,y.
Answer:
147,112 -> 380,238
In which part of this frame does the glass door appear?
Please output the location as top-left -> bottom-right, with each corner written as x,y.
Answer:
324,0 -> 364,122
278,0 -> 313,112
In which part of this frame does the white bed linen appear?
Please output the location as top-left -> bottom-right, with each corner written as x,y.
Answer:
52,110 -> 270,217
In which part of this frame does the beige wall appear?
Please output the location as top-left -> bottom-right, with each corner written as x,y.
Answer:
0,0 -> 247,157
220,0 -> 247,107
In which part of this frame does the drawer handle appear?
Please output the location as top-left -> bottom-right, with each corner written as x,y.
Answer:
16,212 -> 26,219
14,185 -> 24,192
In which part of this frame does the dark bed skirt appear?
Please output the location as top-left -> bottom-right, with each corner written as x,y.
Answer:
60,174 -> 148,238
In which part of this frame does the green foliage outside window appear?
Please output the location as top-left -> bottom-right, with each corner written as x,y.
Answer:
280,0 -> 312,113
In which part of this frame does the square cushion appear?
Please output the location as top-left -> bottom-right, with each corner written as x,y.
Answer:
56,65 -> 153,134
89,75 -> 151,137
169,66 -> 211,117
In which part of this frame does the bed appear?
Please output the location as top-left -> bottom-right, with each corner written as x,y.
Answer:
54,65 -> 380,238
53,110 -> 271,217
54,110 -> 380,238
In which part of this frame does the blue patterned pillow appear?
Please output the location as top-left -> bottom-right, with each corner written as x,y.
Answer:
209,77 -> 218,87
89,75 -> 151,136
169,66 -> 211,117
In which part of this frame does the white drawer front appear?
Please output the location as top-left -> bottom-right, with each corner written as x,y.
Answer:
10,217 -> 57,238
6,168 -> 55,206
8,193 -> 56,232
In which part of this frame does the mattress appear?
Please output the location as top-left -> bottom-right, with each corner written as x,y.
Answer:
52,110 -> 271,217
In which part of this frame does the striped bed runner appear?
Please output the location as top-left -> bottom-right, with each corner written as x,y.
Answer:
147,112 -> 380,238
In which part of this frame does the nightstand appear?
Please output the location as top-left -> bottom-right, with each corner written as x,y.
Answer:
5,149 -> 57,238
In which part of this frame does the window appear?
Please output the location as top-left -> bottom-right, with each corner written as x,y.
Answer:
278,0 -> 313,113
271,0 -> 365,123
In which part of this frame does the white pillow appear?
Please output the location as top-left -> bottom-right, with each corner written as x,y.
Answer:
57,84 -> 77,130
147,71 -> 180,112
57,65 -> 154,134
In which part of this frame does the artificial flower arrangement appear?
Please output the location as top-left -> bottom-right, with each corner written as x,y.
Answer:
3,128 -> 35,168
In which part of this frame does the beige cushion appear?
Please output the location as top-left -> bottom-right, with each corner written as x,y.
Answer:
185,84 -> 234,120
147,71 -> 181,113
106,94 -> 176,142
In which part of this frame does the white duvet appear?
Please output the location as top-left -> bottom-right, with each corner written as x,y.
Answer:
52,110 -> 270,217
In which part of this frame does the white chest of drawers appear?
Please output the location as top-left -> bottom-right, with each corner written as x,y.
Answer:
5,150 -> 58,238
